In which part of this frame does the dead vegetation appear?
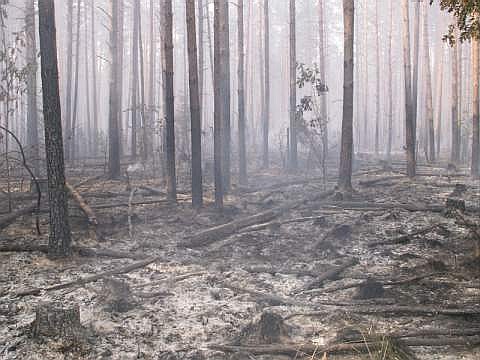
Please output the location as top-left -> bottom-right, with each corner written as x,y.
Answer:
0,160 -> 479,359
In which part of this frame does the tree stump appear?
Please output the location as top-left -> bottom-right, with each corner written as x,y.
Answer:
234,311 -> 290,345
31,302 -> 84,342
101,278 -> 136,313
354,279 -> 385,300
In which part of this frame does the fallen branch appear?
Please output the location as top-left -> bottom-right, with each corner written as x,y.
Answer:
16,257 -> 161,297
368,224 -> 440,247
210,336 -> 480,356
294,258 -> 358,293
66,183 -> 98,226
0,204 -> 37,231
358,175 -> 406,187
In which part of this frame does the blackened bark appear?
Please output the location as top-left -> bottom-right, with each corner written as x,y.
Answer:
338,0 -> 354,191
108,0 -> 121,179
90,0 -> 98,156
186,0 -> 203,208
238,0 -> 247,185
38,0 -> 72,258
214,0 -> 224,208
163,0 -> 177,202
131,0 -> 140,160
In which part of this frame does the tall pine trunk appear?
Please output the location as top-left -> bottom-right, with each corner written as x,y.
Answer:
64,0 -> 73,161
108,0 -> 121,179
289,0 -> 297,170
319,0 -> 328,160
451,37 -> 460,163
90,0 -> 98,156
186,0 -> 203,208
25,0 -> 39,175
374,0 -> 380,156
163,0 -> 177,202
338,0 -> 354,191
71,0 -> 81,161
472,37 -> 479,178
237,0 -> 247,185
38,0 -> 72,258
130,0 -> 140,160
402,0 -> 416,177
423,3 -> 435,162
262,0 -> 269,168
387,0 -> 393,160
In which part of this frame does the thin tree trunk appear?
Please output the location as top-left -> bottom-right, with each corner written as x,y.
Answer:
64,0 -> 73,161
90,0 -> 98,156
25,0 -> 39,176
402,0 -> 416,178
423,3 -> 435,162
387,0 -> 393,160
214,0 -> 224,207
148,0 -> 155,158
198,0 -> 204,127
262,0 -> 269,168
131,0 -> 140,160
374,0 -> 380,156
84,0 -> 91,156
318,0 -> 328,160
221,0 -> 231,192
338,0 -> 354,191
163,0 -> 177,202
237,0 -> 247,185
117,0 -> 124,156
362,0 -> 368,152
38,0 -> 72,258
289,0 -> 297,170
139,15 -> 147,161
472,36 -> 479,178
451,36 -> 460,163
186,0 -> 203,208
71,0 -> 81,161
108,0 -> 121,179
435,44 -> 444,158
412,0 -> 420,154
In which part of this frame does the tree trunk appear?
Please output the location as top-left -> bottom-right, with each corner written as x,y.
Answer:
402,0 -> 416,178
423,2 -> 435,163
163,0 -> 177,202
130,0 -> 140,160
262,0 -> 269,168
221,0 -> 231,192
25,0 -> 39,176
90,0 -> 98,156
451,36 -> 460,164
435,44 -> 445,158
318,0 -> 328,160
117,0 -> 124,157
71,0 -> 81,161
338,0 -> 354,191
412,0 -> 420,153
289,0 -> 297,170
362,0 -> 368,152
38,0 -> 72,258
386,0 -> 393,160
84,0 -> 91,156
237,0 -> 247,185
472,36 -> 479,178
374,0 -> 380,156
186,0 -> 203,209
108,0 -> 121,179
64,0 -> 73,161
214,0 -> 224,208
198,0 -> 204,127
148,0 -> 155,158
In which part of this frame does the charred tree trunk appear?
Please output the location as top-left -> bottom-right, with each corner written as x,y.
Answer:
472,36 -> 479,178
117,0 -> 124,157
338,0 -> 354,191
38,0 -> 72,257
163,0 -> 177,203
262,0 -> 269,168
71,0 -> 81,161
423,3 -> 435,163
186,0 -> 203,209
198,0 -> 204,127
108,0 -> 121,179
289,0 -> 297,170
374,0 -> 380,156
238,0 -> 247,185
451,37 -> 460,164
214,0 -> 224,208
90,0 -> 98,156
386,0 -> 393,160
25,0 -> 39,176
402,0 -> 416,178
64,0 -> 73,161
318,0 -> 328,160
435,44 -> 445,158
130,0 -> 140,160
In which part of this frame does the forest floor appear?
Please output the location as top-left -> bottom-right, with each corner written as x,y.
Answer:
0,159 -> 479,360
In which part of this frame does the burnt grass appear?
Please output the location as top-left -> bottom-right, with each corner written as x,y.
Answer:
0,161 -> 479,359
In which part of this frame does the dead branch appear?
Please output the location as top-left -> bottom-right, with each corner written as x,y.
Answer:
16,256 -> 161,297
0,204 -> 37,231
368,224 -> 440,247
66,183 -> 98,226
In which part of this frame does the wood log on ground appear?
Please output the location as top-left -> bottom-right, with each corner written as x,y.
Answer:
368,224 -> 440,247
66,183 -> 98,226
181,191 -> 334,248
0,204 -> 36,231
294,258 -> 358,293
0,242 -> 149,260
31,302 -> 85,343
16,256 -> 161,297
358,175 -> 406,187
210,336 -> 480,356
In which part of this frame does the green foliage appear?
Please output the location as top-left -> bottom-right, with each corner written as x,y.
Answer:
431,0 -> 480,43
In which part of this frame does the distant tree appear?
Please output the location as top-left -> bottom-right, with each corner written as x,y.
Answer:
64,0 -> 73,161
338,0 -> 354,191
130,0 -> 140,160
472,36 -> 479,177
237,0 -> 247,185
289,0 -> 297,170
262,0 -> 270,168
423,2 -> 435,163
163,0 -> 177,202
186,0 -> 203,208
108,0 -> 121,179
38,0 -> 72,257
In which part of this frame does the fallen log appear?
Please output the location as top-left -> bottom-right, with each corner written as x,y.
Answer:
368,224 -> 440,247
66,183 -> 98,226
0,204 -> 36,231
16,256 -> 161,297
0,242 -> 149,260
181,191 -> 335,248
210,336 -> 480,356
358,175 -> 406,187
294,258 -> 358,293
